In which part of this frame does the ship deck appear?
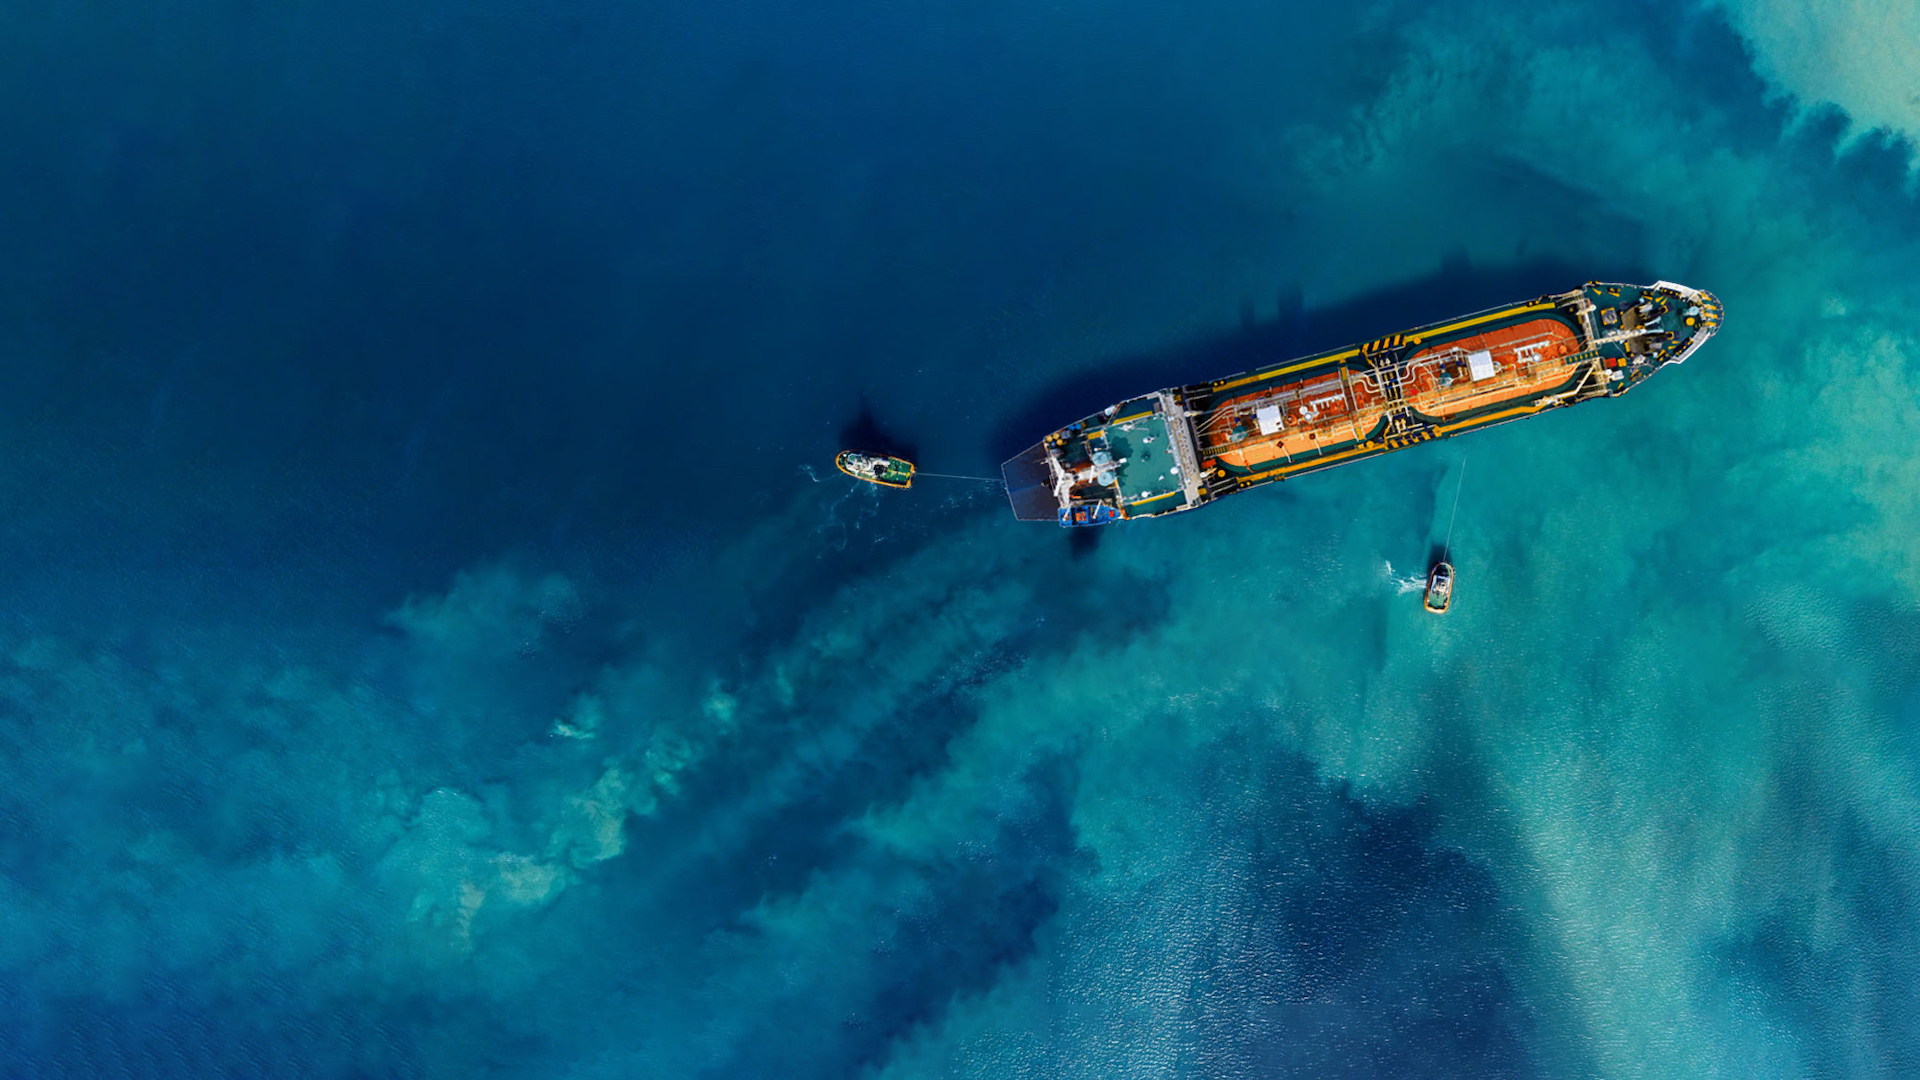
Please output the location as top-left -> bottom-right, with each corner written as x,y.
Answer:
1102,409 -> 1190,512
1194,303 -> 1593,487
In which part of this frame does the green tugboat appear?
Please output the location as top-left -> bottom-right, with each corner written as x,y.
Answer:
836,450 -> 916,489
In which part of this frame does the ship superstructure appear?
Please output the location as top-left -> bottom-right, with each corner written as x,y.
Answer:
1002,281 -> 1720,524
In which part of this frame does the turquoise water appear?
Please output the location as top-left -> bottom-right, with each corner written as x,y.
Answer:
3,1 -> 1919,1076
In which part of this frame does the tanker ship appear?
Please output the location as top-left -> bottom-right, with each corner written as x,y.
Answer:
1002,280 -> 1720,525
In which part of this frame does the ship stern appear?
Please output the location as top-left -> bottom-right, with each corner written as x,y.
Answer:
1001,442 -> 1061,521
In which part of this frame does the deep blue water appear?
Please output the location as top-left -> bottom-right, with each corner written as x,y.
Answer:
4,1 -> 1920,1076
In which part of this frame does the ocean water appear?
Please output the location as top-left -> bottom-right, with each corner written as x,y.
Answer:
2,0 -> 1919,1076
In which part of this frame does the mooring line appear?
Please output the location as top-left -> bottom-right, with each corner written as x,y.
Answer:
1443,457 -> 1467,558
914,471 -> 1005,485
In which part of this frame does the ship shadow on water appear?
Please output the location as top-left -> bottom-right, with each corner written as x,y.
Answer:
839,398 -> 920,464
987,255 -> 1654,465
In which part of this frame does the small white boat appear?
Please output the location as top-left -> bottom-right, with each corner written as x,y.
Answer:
1423,561 -> 1454,615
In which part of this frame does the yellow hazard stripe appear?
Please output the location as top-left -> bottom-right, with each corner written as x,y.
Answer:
1209,300 -> 1557,397
1212,347 -> 1361,394
1436,403 -> 1542,435
1126,490 -> 1180,507
1281,442 -> 1376,473
1239,440 -> 1375,484
1417,300 -> 1557,342
1246,400 -> 1547,483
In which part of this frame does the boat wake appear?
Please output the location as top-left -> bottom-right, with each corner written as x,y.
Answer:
1381,560 -> 1428,595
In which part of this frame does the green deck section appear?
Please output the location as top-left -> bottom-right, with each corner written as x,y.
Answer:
1584,283 -> 1643,309
1102,412 -> 1191,513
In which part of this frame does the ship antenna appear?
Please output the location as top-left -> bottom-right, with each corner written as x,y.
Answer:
1443,457 -> 1467,560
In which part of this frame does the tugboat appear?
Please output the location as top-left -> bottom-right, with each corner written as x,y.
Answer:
836,450 -> 916,489
1423,561 -> 1455,614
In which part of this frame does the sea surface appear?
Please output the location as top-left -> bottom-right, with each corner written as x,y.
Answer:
3,1 -> 1919,1077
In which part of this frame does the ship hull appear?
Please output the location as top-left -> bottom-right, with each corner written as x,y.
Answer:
1003,281 -> 1720,524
